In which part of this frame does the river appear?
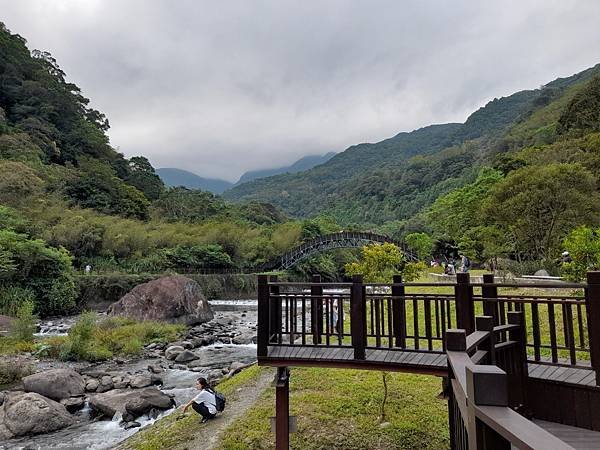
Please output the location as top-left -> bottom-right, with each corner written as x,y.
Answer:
1,300 -> 258,450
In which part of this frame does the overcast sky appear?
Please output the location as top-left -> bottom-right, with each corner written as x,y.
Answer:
2,1 -> 600,181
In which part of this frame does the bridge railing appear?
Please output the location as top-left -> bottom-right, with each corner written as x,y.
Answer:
446,324 -> 573,450
257,272 -> 600,380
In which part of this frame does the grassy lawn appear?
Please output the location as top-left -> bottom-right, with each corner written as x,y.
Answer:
218,367 -> 449,450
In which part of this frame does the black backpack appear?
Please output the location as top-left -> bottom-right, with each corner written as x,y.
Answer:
210,389 -> 226,412
464,257 -> 471,268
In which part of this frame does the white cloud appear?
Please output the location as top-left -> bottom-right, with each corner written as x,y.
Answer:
1,0 -> 600,181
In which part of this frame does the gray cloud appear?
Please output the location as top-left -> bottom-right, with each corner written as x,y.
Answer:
1,0 -> 600,181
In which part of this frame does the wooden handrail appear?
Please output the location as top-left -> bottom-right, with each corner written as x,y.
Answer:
447,327 -> 574,450
475,406 -> 572,450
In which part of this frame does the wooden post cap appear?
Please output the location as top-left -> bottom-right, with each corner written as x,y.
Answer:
445,329 -> 467,351
466,365 -> 507,407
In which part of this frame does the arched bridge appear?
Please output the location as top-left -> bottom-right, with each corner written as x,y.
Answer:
262,231 -> 416,271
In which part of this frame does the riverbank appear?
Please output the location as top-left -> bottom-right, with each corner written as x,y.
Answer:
0,301 -> 259,449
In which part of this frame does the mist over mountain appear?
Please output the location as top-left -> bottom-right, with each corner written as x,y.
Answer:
235,152 -> 336,185
156,168 -> 234,194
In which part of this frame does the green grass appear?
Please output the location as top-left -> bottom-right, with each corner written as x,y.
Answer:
217,367 -> 449,450
123,364 -> 264,450
0,315 -> 184,362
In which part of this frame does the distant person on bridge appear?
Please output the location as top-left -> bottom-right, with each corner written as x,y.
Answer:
182,377 -> 217,423
459,253 -> 471,273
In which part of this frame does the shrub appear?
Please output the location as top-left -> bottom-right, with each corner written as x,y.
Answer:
0,357 -> 34,385
10,300 -> 37,342
0,285 -> 36,316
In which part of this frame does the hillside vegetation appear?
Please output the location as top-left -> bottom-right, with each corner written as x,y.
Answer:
225,65 -> 600,227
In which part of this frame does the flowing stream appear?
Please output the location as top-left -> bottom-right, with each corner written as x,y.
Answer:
2,300 -> 258,450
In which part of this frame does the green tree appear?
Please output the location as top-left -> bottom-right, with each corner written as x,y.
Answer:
344,243 -> 425,283
126,156 -> 164,200
0,229 -> 77,316
405,232 -> 434,260
484,163 -> 600,260
427,167 -> 503,241
561,226 -> 600,281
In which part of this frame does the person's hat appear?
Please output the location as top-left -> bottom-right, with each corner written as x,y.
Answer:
562,251 -> 570,256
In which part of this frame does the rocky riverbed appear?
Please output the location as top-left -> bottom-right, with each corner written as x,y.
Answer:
0,300 -> 258,450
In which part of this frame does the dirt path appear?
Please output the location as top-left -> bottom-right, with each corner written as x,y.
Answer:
180,367 -> 274,450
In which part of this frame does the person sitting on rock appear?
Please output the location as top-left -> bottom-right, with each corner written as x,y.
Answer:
183,377 -> 217,423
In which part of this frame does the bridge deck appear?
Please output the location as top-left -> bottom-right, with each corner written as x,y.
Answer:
535,420 -> 600,450
261,346 -> 448,376
260,346 -> 597,387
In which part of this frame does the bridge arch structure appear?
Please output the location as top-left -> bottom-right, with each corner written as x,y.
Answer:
262,231 -> 416,271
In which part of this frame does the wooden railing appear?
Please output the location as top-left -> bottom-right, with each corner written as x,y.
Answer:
257,273 -> 599,376
446,321 -> 573,449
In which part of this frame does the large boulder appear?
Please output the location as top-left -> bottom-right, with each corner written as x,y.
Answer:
108,276 -> 213,325
0,392 -> 74,439
22,369 -> 85,401
89,387 -> 174,419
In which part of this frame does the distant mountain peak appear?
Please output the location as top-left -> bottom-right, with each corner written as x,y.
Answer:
156,168 -> 233,194
235,151 -> 336,185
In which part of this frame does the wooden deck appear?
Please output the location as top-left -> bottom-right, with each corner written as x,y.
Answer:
261,345 -> 447,376
262,345 -> 599,387
528,362 -> 597,387
536,420 -> 600,450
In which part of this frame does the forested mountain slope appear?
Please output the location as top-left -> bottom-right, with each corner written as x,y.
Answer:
225,64 -> 600,225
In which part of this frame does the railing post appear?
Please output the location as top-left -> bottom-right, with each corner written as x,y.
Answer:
274,367 -> 290,450
257,274 -> 270,357
475,315 -> 495,364
466,365 -> 510,450
392,274 -> 406,348
586,271 -> 600,385
507,311 -> 528,409
351,274 -> 366,360
482,273 -> 498,325
269,275 -> 281,345
311,274 -> 323,344
446,328 -> 467,352
455,272 -> 475,334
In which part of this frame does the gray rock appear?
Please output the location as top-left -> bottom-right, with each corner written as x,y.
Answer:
96,376 -> 114,393
107,276 -> 214,325
0,392 -> 74,439
60,396 -> 85,413
130,375 -> 152,389
232,332 -> 256,345
187,359 -> 204,369
534,269 -> 550,277
125,391 -> 174,417
175,350 -> 199,363
90,388 -> 173,419
85,379 -> 99,392
147,364 -> 163,374
22,369 -> 85,401
229,361 -> 246,374
165,345 -> 185,360
172,341 -> 194,350
123,421 -> 141,429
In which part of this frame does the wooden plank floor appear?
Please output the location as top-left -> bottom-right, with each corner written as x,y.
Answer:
261,345 -> 447,375
528,362 -> 596,387
535,420 -> 600,450
261,345 -> 598,387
